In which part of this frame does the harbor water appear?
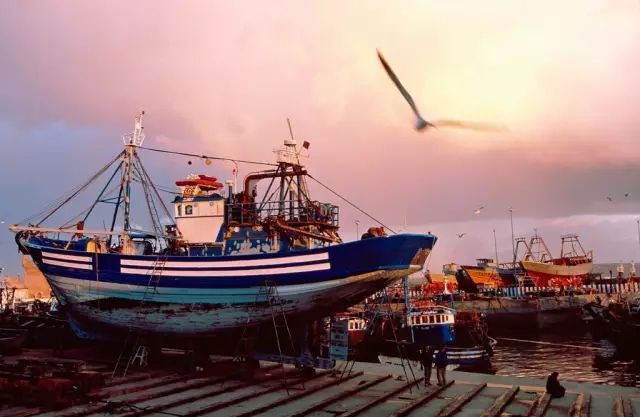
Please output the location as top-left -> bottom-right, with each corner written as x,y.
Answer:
487,324 -> 640,387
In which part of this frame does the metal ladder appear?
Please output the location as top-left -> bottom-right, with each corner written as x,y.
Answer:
111,253 -> 168,378
233,280 -> 302,394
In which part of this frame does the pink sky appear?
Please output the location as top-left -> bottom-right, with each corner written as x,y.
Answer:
1,1 -> 640,273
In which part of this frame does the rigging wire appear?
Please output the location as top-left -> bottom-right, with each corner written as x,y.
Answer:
134,153 -> 183,238
23,151 -> 125,227
138,146 -> 278,167
306,174 -> 396,234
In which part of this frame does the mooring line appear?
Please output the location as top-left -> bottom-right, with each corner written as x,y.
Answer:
495,337 -> 610,351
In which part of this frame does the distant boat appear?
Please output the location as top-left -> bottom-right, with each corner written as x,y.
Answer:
497,237 -> 536,286
374,291 -> 495,369
519,234 -> 592,287
460,258 -> 502,289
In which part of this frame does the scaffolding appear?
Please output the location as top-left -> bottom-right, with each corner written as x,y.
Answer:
233,280 -> 302,395
338,290 -> 418,389
111,253 -> 168,378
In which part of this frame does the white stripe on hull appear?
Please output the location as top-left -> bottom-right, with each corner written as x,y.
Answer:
45,268 -> 416,335
120,252 -> 329,269
377,356 -> 458,371
42,259 -> 93,270
42,252 -> 92,263
120,262 -> 331,276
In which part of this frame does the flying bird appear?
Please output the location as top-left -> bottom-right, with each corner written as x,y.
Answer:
457,233 -> 467,238
376,49 -> 508,133
625,193 -> 631,198
474,206 -> 484,215
607,196 -> 612,202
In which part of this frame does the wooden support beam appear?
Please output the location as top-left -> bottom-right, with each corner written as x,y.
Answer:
568,393 -> 592,417
613,396 -> 634,417
481,386 -> 520,417
230,371 -> 364,417
530,393 -> 552,417
337,377 -> 426,417
434,383 -> 487,417
289,374 -> 392,417
390,380 -> 454,417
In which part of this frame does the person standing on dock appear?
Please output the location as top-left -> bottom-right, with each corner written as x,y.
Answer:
435,344 -> 448,386
419,344 -> 435,386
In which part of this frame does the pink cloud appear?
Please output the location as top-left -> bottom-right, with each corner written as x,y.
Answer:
0,0 -> 639,229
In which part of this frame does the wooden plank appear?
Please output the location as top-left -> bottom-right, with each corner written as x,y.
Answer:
390,380 -> 454,417
124,369 -> 328,417
568,393 -> 592,417
289,374 -> 392,417
230,371 -> 363,417
522,393 -> 545,417
337,377 -> 427,417
530,393 -> 552,417
53,364 -> 284,417
613,396 -> 634,417
481,386 -> 520,417
580,393 -> 592,417
434,383 -> 487,417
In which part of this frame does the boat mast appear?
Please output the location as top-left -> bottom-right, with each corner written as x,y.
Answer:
121,112 -> 146,234
403,275 -> 415,343
493,228 -> 499,266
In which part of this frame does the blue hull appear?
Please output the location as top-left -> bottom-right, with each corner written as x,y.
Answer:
24,233 -> 436,340
405,325 -> 455,346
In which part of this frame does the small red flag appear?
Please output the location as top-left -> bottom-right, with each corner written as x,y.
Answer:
302,141 -> 310,149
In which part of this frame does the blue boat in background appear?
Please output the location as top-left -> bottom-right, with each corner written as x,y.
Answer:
376,280 -> 495,369
10,113 -> 437,343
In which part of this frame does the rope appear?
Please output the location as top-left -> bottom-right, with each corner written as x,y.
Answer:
306,174 -> 396,234
35,151 -> 125,226
138,145 -> 278,167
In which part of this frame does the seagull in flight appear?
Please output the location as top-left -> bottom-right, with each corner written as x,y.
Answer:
625,193 -> 631,198
474,206 -> 484,215
607,196 -> 612,202
376,50 -> 508,133
457,233 -> 467,238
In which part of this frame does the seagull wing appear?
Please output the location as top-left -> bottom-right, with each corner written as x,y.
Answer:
377,50 -> 422,117
432,120 -> 509,132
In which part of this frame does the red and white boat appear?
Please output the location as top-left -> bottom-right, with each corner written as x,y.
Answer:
519,234 -> 593,287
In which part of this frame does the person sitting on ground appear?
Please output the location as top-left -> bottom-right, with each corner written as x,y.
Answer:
419,344 -> 435,386
435,344 -> 448,386
546,372 -> 566,398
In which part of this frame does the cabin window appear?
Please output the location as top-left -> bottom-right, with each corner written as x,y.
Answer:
177,205 -> 182,216
429,316 -> 435,324
185,205 -> 193,215
436,315 -> 441,323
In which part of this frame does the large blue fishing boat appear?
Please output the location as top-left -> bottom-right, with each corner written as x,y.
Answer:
10,113 -> 437,343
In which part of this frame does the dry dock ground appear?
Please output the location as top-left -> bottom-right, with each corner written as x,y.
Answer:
2,357 -> 639,417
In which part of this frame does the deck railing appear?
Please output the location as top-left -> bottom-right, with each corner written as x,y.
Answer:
226,199 -> 339,226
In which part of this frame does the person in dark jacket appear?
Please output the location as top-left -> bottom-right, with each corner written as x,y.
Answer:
435,345 -> 448,386
546,372 -> 566,398
419,345 -> 435,386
